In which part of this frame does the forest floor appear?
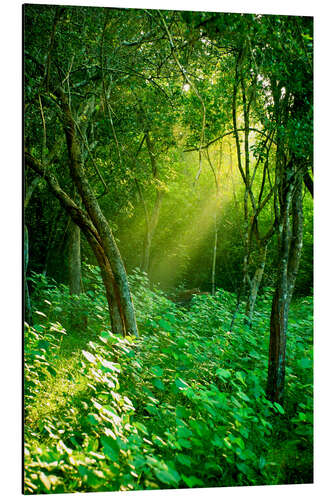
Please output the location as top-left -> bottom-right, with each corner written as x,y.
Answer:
24,270 -> 313,494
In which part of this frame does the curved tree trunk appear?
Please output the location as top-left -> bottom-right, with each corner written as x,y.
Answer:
59,89 -> 138,337
25,151 -> 134,336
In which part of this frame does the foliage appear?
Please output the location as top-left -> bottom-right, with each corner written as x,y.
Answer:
24,270 -> 313,493
24,5 -> 313,493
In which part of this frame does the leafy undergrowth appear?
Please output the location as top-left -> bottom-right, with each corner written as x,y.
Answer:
24,268 -> 313,494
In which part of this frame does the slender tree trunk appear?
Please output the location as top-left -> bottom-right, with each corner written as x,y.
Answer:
211,213 -> 218,295
232,50 -> 253,317
266,188 -> 292,403
141,190 -> 163,275
245,244 -> 267,326
24,177 -> 40,210
303,170 -> 313,198
24,178 -> 40,325
42,210 -> 60,276
138,131 -> 164,276
24,225 -> 32,324
68,219 -> 82,330
266,169 -> 303,403
141,227 -> 151,274
68,220 -> 81,295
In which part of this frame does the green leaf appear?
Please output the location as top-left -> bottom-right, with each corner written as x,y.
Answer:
177,423 -> 192,438
176,454 -> 192,467
259,456 -> 266,470
100,436 -> 119,462
212,434 -> 224,447
86,413 -> 100,425
158,319 -> 175,333
178,438 -> 192,449
99,330 -> 117,344
100,358 -> 121,373
82,350 -> 96,364
223,437 -> 232,449
38,339 -> 50,351
152,378 -> 165,390
155,466 -> 180,485
181,474 -> 204,488
34,325 -> 44,333
175,378 -> 189,390
151,365 -> 164,377
273,402 -> 285,414
46,364 -> 57,377
216,367 -> 231,379
133,421 -> 148,435
39,472 -> 51,491
176,406 -> 188,418
35,310 -> 47,318
298,358 -> 312,369
237,390 -> 250,402
236,462 -> 251,475
235,371 -> 247,387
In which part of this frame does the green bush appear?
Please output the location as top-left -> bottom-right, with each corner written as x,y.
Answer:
24,268 -> 313,493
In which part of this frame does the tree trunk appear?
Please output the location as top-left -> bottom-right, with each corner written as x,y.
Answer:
211,213 -> 218,295
68,220 -> 81,295
42,210 -> 60,276
245,244 -> 267,326
266,169 -> 303,403
141,190 -> 163,275
24,178 -> 40,325
25,151 -> 134,337
138,131 -> 163,276
93,243 -> 124,334
24,177 -> 40,210
59,89 -> 138,337
24,225 -> 32,324
303,170 -> 313,198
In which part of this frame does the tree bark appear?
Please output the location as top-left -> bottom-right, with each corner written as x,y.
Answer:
68,219 -> 81,295
211,213 -> 218,296
25,151 -> 133,336
58,89 -> 138,337
24,177 -> 40,210
24,178 -> 39,325
303,170 -> 313,198
24,225 -> 32,324
266,168 -> 303,403
245,243 -> 267,327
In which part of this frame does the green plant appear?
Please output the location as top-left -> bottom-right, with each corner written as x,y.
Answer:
24,268 -> 313,493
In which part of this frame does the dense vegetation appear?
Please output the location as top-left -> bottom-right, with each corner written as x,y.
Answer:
24,269 -> 312,493
24,4 -> 313,494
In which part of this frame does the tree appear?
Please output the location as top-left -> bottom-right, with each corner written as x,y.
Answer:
252,16 -> 313,402
171,12 -> 313,400
24,5 -> 138,336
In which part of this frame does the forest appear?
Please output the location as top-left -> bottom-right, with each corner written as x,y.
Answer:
23,4 -> 313,494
